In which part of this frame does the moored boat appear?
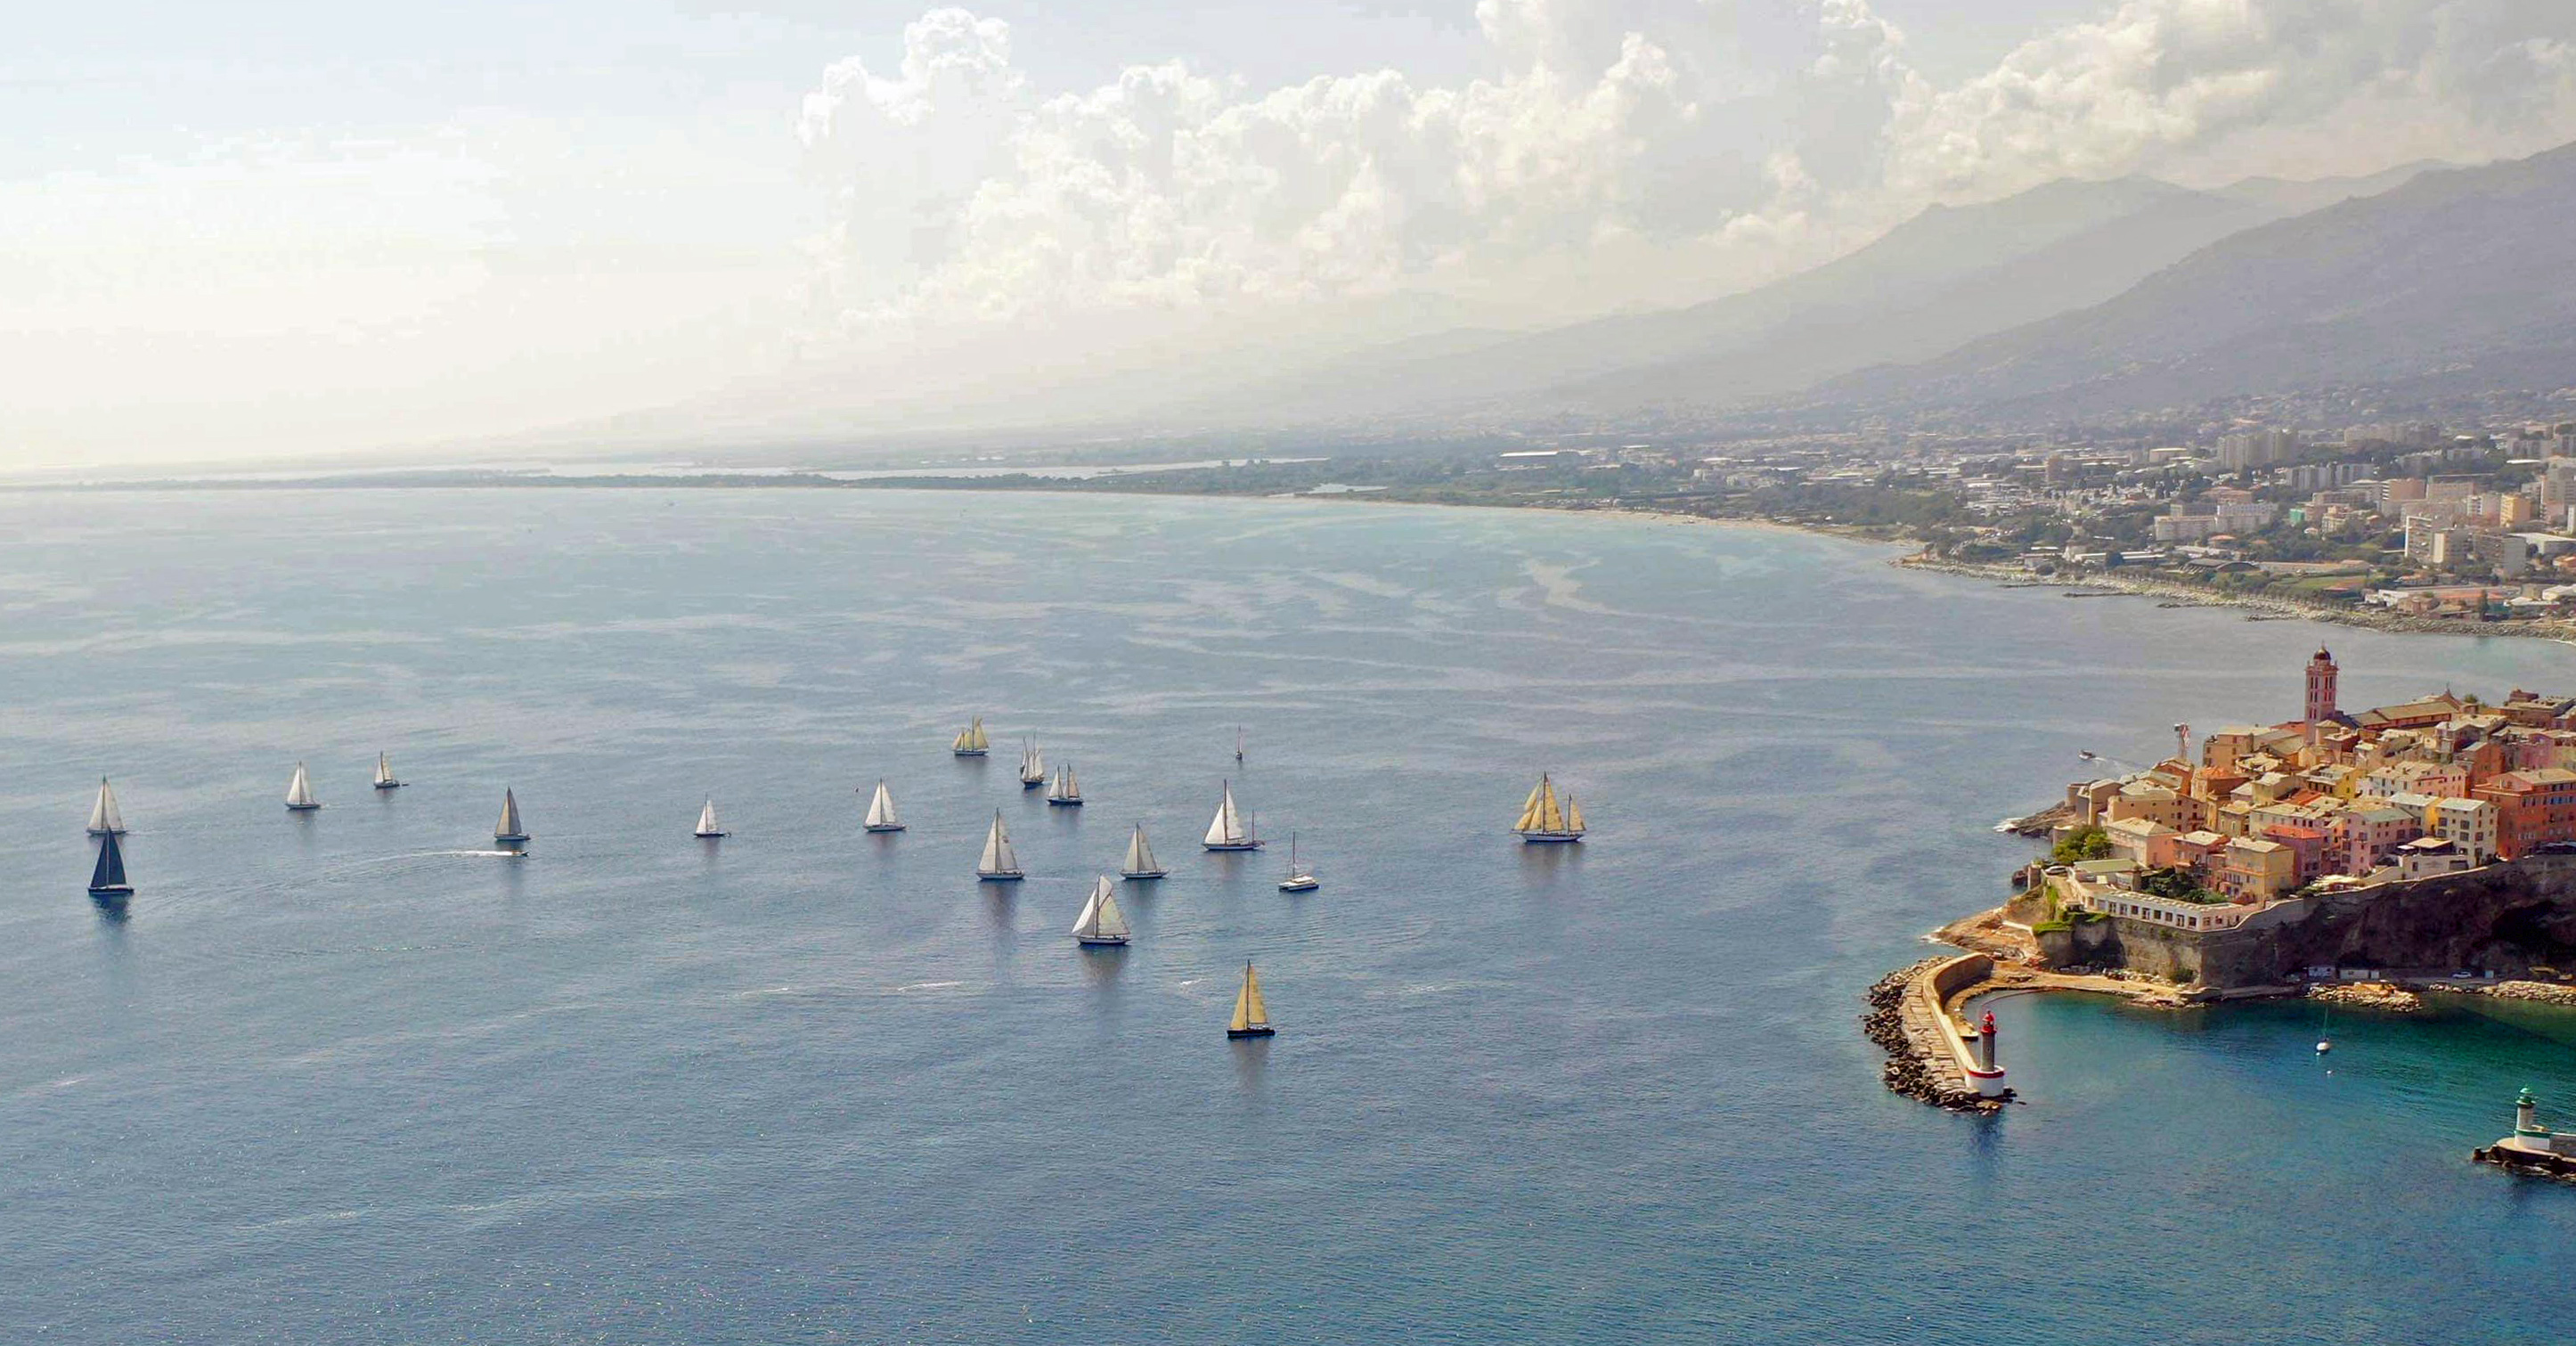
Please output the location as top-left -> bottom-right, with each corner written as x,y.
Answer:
1277,832 -> 1318,892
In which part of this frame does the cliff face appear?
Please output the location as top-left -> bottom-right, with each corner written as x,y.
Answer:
2041,856 -> 2576,989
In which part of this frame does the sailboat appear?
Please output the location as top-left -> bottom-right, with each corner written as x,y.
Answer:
88,828 -> 134,896
1047,761 -> 1083,806
693,798 -> 728,839
1121,823 -> 1165,880
372,752 -> 404,790
1019,738 -> 1048,788
284,762 -> 320,812
1235,726 -> 1245,763
86,778 -> 126,837
975,810 -> 1023,881
1513,772 -> 1586,844
494,788 -> 530,846
1277,831 -> 1318,892
863,779 -> 905,833
1202,780 -> 1261,851
1070,875 -> 1130,947
951,716 -> 990,757
1226,960 -> 1275,1038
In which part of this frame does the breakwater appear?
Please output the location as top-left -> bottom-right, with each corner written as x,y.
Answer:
1863,955 -> 2010,1113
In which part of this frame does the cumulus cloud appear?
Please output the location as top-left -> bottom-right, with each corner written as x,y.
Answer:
800,0 -> 2576,332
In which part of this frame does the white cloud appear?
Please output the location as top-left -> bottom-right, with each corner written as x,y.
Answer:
800,0 -> 2576,336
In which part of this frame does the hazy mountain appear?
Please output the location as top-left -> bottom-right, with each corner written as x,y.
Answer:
1823,143 -> 2576,417
1172,166 -> 2434,424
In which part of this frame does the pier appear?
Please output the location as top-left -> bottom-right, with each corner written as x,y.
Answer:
1862,955 -> 2012,1113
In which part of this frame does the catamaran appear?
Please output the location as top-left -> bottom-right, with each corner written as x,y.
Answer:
88,828 -> 133,897
495,788 -> 530,847
1227,960 -> 1275,1039
863,779 -> 905,833
1019,739 -> 1048,788
1514,772 -> 1586,844
1070,875 -> 1130,947
1121,823 -> 1165,879
284,762 -> 320,812
86,778 -> 126,837
1047,762 -> 1083,806
1202,780 -> 1261,851
975,811 -> 1023,881
373,752 -> 403,790
693,798 -> 728,839
1278,832 -> 1318,892
951,717 -> 990,756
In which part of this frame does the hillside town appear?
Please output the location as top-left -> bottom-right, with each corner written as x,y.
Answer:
2027,649 -> 2576,934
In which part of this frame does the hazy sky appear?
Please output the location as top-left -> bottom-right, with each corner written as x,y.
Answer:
9,1 -> 2576,468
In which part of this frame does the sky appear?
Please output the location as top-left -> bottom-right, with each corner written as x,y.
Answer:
7,1 -> 2576,469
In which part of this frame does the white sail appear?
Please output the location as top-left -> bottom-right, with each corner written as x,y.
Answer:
977,811 -> 1021,876
696,799 -> 722,836
285,762 -> 317,809
865,780 -> 900,829
496,788 -> 526,841
88,778 -> 126,836
1123,824 -> 1160,876
1204,781 -> 1253,846
1071,876 -> 1129,942
1020,739 -> 1047,784
1048,762 -> 1081,803
374,752 -> 395,787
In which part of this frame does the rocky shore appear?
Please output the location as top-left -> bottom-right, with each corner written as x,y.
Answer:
2309,982 -> 2424,1012
1863,958 -> 2011,1114
2433,979 -> 2576,1007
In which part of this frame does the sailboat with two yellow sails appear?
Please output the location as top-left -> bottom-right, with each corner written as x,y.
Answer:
1514,772 -> 1586,844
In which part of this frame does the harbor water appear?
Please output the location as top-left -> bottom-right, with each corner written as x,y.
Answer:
3,488 -> 2573,1342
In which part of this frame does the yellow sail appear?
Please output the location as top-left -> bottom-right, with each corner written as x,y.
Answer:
1516,780 -> 1545,831
1537,775 -> 1565,832
951,716 -> 989,752
1564,795 -> 1586,832
1231,963 -> 1268,1032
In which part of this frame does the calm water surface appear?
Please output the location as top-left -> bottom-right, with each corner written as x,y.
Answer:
3,489 -> 2573,1343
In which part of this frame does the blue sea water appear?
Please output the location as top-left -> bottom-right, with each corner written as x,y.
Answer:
3,487 -> 2575,1343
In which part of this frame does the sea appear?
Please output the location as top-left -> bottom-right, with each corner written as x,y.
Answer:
3,488 -> 2574,1343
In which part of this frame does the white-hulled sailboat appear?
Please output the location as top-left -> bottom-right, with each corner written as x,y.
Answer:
1070,875 -> 1130,947
1513,772 -> 1586,844
1202,780 -> 1261,851
1121,823 -> 1165,880
89,828 -> 134,897
1278,832 -> 1318,892
694,798 -> 728,839
975,810 -> 1023,881
1018,738 -> 1048,788
373,752 -> 404,790
951,716 -> 990,757
86,778 -> 126,837
863,779 -> 905,833
1226,960 -> 1275,1039
495,788 -> 530,847
284,762 -> 320,812
1047,762 -> 1083,807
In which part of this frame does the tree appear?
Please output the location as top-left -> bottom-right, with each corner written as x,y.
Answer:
2051,826 -> 2114,864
